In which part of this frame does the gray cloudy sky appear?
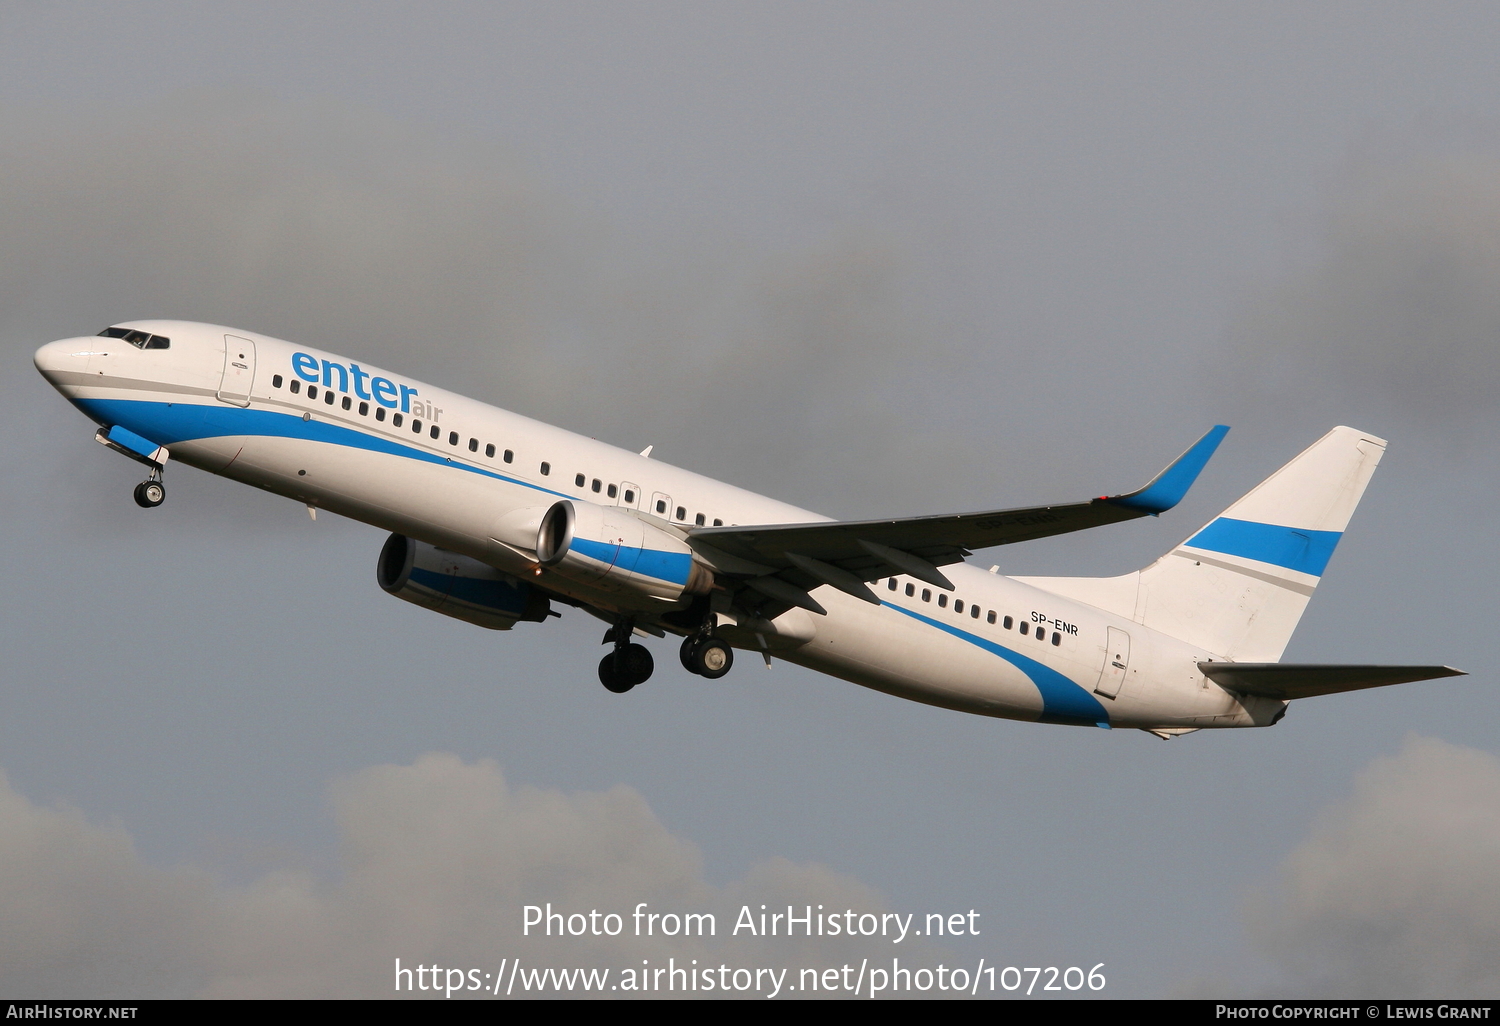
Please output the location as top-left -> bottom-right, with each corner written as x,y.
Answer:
2,2 -> 1498,998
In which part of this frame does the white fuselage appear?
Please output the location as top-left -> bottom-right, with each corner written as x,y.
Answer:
35,321 -> 1279,732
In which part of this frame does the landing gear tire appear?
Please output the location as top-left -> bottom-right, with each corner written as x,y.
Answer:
133,480 -> 165,508
679,635 -> 701,672
599,643 -> 654,693
691,637 -> 734,679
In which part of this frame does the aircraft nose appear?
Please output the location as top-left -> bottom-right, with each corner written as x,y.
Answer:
33,338 -> 95,388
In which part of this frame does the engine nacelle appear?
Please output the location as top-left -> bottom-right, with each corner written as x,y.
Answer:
378,534 -> 550,630
536,500 -> 714,604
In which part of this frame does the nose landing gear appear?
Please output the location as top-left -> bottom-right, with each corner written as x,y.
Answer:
132,473 -> 165,508
94,425 -> 169,509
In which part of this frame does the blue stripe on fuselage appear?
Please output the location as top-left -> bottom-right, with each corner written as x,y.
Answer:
885,604 -> 1109,728
83,397 -> 694,586
73,397 -> 574,500
1184,517 -> 1341,577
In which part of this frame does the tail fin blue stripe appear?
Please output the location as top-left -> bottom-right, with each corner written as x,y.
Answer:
1185,517 -> 1342,577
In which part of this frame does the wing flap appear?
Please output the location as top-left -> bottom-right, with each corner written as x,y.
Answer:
1200,663 -> 1467,700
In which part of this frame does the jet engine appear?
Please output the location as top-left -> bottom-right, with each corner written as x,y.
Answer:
536,499 -> 714,604
378,533 -> 551,630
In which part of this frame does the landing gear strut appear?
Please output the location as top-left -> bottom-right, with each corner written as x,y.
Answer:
599,621 -> 654,693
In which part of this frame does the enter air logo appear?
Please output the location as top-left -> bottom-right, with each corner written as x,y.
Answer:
292,352 -> 422,414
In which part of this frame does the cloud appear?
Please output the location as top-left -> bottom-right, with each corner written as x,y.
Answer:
0,754 -> 934,998
1250,736 -> 1500,997
0,769 -> 214,997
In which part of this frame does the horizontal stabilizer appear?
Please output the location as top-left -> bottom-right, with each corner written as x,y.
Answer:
1200,663 -> 1467,701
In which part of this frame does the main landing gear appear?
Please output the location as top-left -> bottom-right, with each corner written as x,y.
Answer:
680,633 -> 734,679
132,473 -> 165,508
597,621 -> 738,693
599,623 -> 654,694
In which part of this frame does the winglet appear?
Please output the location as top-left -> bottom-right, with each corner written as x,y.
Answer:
1104,425 -> 1229,515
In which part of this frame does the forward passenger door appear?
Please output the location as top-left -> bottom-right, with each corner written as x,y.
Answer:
217,335 -> 257,407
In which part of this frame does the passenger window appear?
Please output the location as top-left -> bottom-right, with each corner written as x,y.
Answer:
289,379 -> 301,394
921,589 -> 931,602
503,450 -> 513,463
624,489 -> 634,503
540,462 -> 550,475
888,578 -> 897,591
393,413 -> 403,427
607,484 -> 617,498
308,385 -> 318,400
655,499 -> 666,514
592,479 -> 602,493
1019,621 -> 1028,635
937,594 -> 947,608
341,396 -> 351,410
954,599 -> 964,613
448,431 -> 458,445
971,605 -> 980,619
1051,632 -> 1061,646
325,390 -> 336,405
376,407 -> 386,422
905,583 -> 915,597
1003,616 -> 1013,630
575,473 -> 586,487
675,506 -> 686,520
430,425 -> 440,440
412,419 -> 422,433
468,438 -> 478,452
272,374 -> 283,389
987,610 -> 996,624
359,402 -> 369,416
485,443 -> 495,457
713,519 -> 722,526
694,512 -> 704,525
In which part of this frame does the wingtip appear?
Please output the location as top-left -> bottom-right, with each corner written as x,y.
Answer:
1104,424 -> 1230,515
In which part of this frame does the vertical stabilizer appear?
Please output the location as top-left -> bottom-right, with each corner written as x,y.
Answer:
1017,427 -> 1386,661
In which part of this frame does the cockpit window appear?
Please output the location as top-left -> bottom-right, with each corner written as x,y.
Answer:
98,327 -> 170,350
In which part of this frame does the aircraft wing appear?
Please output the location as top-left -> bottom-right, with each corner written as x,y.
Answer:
686,425 -> 1228,613
1200,663 -> 1467,701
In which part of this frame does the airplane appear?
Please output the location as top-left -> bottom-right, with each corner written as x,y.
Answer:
33,321 -> 1464,737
